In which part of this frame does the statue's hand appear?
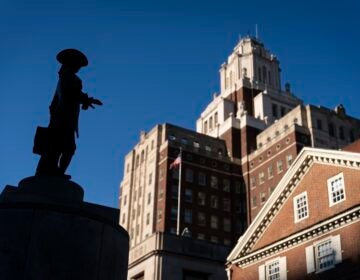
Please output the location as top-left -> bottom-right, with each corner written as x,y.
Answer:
91,98 -> 103,106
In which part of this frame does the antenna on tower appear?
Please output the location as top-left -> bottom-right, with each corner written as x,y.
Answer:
255,24 -> 258,39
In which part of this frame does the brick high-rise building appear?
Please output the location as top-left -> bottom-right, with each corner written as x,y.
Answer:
196,37 -> 360,222
120,123 -> 247,279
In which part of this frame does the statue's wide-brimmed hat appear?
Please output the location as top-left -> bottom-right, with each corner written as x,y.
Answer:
56,49 -> 88,67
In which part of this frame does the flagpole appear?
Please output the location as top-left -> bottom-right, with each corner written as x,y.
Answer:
176,147 -> 182,236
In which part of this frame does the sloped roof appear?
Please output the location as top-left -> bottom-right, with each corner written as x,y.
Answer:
227,147 -> 360,263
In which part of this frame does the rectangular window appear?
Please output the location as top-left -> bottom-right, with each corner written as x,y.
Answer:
280,106 -> 286,117
223,218 -> 231,232
197,192 -> 206,206
277,160 -> 283,173
259,172 -> 265,184
210,176 -> 218,189
123,195 -> 127,206
146,213 -> 150,225
251,177 -> 256,188
198,172 -> 206,186
267,260 -> 280,280
259,257 -> 287,280
197,233 -> 205,240
210,195 -> 218,208
184,209 -> 192,224
172,169 -> 179,179
193,141 -> 200,149
272,104 -> 278,118
252,196 -> 257,208
210,236 -> 218,243
316,240 -> 334,271
171,206 -> 177,221
204,121 -> 208,134
185,169 -> 193,183
317,119 -> 323,130
223,179 -> 230,192
185,188 -> 193,202
148,173 -> 152,185
137,205 -> 141,216
210,215 -> 218,229
158,188 -> 164,200
171,184 -> 178,199
294,191 -> 309,222
306,235 -> 342,274
197,212 -> 206,226
327,173 -> 346,206
260,192 -> 266,204
157,210 -> 162,222
235,181 -> 241,193
147,192 -> 151,205
214,112 -> 218,125
268,165 -> 273,178
223,198 -> 231,211
286,154 -> 293,168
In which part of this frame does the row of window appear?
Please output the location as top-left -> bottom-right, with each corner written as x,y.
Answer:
294,173 -> 346,223
258,234 -> 342,279
169,228 -> 232,246
167,188 -> 235,211
316,119 -> 355,141
258,66 -> 272,85
172,168 -> 242,193
203,112 -> 219,134
251,155 -> 293,188
251,187 -> 275,208
168,135 -> 214,153
272,103 -> 288,119
169,208 -> 232,231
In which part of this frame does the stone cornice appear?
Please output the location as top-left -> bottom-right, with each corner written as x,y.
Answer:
227,148 -> 360,261
232,206 -> 360,267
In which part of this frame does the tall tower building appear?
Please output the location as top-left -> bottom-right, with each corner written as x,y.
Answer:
120,124 -> 246,279
196,36 -> 360,222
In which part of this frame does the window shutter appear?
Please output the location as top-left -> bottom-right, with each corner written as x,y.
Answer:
305,245 -> 315,274
332,235 -> 342,264
258,264 -> 265,280
279,257 -> 287,280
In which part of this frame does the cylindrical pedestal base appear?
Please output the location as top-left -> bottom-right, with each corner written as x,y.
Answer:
0,176 -> 129,280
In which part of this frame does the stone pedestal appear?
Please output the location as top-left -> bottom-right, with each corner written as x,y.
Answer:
0,176 -> 129,280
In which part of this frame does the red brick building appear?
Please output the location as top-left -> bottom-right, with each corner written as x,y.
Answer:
226,147 -> 360,279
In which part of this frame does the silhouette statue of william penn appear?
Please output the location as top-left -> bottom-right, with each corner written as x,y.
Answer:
36,49 -> 102,178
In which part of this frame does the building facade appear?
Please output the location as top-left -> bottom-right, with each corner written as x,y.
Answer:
196,37 -> 360,222
119,36 -> 360,279
120,123 -> 247,279
226,147 -> 360,279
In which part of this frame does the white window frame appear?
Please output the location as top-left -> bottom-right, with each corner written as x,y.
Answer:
293,191 -> 309,223
306,235 -> 342,274
327,173 -> 346,207
259,256 -> 287,280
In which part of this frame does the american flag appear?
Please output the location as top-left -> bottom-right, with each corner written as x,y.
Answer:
169,153 -> 182,169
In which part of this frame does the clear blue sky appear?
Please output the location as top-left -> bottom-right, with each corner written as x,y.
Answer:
1,0 -> 359,208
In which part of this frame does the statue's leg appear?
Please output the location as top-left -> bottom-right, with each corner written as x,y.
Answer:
58,132 -> 76,175
58,152 -> 73,174
36,152 -> 60,176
